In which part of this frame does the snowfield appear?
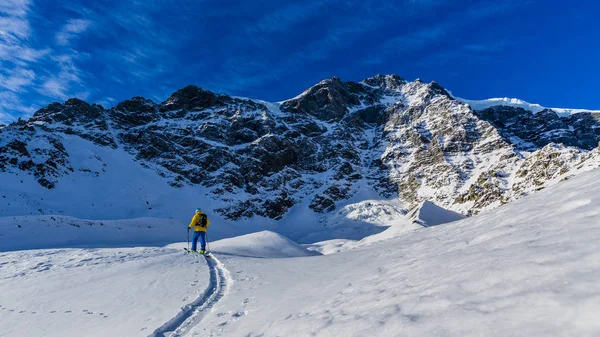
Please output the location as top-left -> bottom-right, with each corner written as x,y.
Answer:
0,247 -> 210,337
455,96 -> 600,116
2,168 -> 600,336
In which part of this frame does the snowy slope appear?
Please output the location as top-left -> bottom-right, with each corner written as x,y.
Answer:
191,168 -> 600,337
0,134 -> 242,240
2,163 -> 600,336
457,96 -> 600,116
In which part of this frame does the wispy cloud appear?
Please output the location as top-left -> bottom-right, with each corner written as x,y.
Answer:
0,67 -> 35,91
0,0 -> 44,66
55,18 -> 92,46
37,52 -> 88,100
0,0 -> 95,120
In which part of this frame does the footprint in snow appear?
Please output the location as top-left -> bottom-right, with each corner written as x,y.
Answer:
64,310 -> 72,313
232,311 -> 246,318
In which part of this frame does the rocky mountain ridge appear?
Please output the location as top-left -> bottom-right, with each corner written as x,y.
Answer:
2,74 -> 600,228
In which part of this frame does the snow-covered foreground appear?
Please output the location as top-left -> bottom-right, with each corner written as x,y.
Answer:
191,170 -> 600,337
2,169 -> 600,336
0,248 -> 211,337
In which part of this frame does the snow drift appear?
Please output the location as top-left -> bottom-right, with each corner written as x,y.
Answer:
208,230 -> 320,258
407,200 -> 464,227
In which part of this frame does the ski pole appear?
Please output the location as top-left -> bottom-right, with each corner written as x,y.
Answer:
187,228 -> 190,252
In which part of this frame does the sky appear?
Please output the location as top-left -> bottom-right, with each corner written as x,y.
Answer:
1,0 -> 599,123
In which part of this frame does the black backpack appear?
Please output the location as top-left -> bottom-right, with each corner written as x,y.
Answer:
199,213 -> 208,227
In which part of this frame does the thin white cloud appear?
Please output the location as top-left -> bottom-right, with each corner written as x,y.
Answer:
55,18 -> 92,46
0,0 -> 44,66
0,15 -> 30,39
0,67 -> 35,91
37,53 -> 88,100
0,0 -> 91,118
0,0 -> 30,16
39,78 -> 68,99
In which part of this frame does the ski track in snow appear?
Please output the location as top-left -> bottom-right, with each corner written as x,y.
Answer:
148,254 -> 231,337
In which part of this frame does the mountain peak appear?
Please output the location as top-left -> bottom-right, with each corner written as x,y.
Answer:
115,96 -> 157,113
427,81 -> 452,98
281,76 -> 361,122
64,98 -> 91,108
160,85 -> 223,112
31,98 -> 101,123
362,74 -> 405,90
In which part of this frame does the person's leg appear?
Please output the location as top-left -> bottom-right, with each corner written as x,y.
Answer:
199,232 -> 207,252
192,231 -> 201,251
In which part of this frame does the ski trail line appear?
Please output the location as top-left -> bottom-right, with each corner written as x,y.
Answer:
148,254 -> 231,337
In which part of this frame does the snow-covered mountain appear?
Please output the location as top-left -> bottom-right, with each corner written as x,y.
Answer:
2,74 -> 600,241
1,157 -> 599,337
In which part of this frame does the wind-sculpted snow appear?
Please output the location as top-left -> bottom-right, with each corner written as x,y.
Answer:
207,230 -> 320,258
3,74 -> 600,236
191,168 -> 600,337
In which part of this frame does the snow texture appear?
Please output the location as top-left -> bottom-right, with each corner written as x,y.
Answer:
2,166 -> 600,336
457,96 -> 600,116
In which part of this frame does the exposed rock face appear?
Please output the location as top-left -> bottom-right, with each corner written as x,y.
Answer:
3,74 -> 600,222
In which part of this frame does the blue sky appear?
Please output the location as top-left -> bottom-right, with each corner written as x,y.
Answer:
1,0 -> 599,123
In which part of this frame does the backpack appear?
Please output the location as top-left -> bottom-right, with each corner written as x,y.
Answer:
199,213 -> 208,227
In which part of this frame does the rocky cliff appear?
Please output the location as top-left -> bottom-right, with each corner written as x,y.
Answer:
2,74 -> 600,224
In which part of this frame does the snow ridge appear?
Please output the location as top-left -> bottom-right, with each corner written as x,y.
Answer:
148,254 -> 231,337
456,97 -> 600,117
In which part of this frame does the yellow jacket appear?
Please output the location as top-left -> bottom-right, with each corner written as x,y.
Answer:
188,211 -> 210,232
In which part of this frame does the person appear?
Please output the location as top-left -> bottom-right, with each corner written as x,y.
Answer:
188,209 -> 210,254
